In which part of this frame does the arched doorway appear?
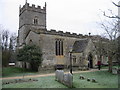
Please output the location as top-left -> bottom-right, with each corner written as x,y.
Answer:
88,53 -> 93,68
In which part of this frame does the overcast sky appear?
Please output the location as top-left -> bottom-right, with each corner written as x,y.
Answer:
0,0 -> 118,36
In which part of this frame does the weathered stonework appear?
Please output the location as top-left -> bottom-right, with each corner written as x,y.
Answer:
17,2 -> 109,70
18,2 -> 46,46
55,70 -> 73,88
25,29 -> 82,67
72,39 -> 97,68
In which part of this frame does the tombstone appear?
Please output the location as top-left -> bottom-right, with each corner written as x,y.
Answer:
55,70 -> 73,88
92,78 -> 97,83
67,73 -> 73,87
82,67 -> 85,71
55,70 -> 59,80
112,68 -> 118,75
79,75 -> 85,80
87,78 -> 90,81
63,73 -> 73,88
58,70 -> 64,82
64,74 -> 68,82
55,70 -> 64,82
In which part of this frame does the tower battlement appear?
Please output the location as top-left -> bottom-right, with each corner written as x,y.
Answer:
19,3 -> 46,15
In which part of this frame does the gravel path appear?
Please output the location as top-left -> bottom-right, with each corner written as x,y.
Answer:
1,69 -> 107,80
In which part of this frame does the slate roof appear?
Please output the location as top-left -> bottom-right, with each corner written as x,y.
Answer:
72,39 -> 89,53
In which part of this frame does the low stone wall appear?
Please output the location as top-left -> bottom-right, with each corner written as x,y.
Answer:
16,61 -> 31,69
55,70 -> 73,88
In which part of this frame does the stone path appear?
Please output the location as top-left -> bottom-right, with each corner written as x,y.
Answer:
1,69 -> 107,80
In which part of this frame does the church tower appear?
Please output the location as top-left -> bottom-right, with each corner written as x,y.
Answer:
18,2 -> 46,46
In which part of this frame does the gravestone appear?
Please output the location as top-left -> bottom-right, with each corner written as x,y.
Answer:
92,78 -> 97,83
58,70 -> 64,82
87,78 -> 90,81
112,68 -> 118,74
63,73 -> 73,87
55,70 -> 64,82
79,75 -> 85,79
67,73 -> 73,87
55,70 -> 73,88
55,70 -> 59,80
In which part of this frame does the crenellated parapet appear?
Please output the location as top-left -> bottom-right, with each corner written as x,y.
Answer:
32,28 -> 85,38
31,28 -> 110,41
19,3 -> 46,15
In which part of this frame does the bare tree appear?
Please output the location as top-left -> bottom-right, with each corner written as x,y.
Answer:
9,33 -> 17,62
1,27 -> 10,67
1,25 -> 17,67
98,1 -> 119,72
100,19 -> 119,40
2,30 -> 9,50
103,2 -> 120,19
9,33 -> 17,51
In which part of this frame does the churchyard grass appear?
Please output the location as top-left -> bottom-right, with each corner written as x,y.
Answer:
2,76 -> 68,88
2,67 -> 36,77
101,65 -> 119,69
73,70 -> 118,88
2,67 -> 55,77
2,70 -> 118,88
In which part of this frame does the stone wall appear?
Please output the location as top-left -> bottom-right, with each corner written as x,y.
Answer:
16,61 -> 31,69
72,53 -> 83,66
18,2 -> 46,46
24,30 -> 100,69
38,33 -> 82,67
72,39 -> 98,68
84,39 -> 97,67
25,31 -> 40,45
19,3 -> 46,29
17,2 -> 110,70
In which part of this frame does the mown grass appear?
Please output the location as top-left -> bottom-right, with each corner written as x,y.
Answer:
101,65 -> 119,69
2,76 -> 68,88
2,70 -> 118,88
2,67 -> 37,77
73,70 -> 118,88
2,67 -> 55,77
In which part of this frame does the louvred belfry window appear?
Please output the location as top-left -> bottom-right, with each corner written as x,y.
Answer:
33,16 -> 38,25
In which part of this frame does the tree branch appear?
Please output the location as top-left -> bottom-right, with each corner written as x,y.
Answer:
103,11 -> 120,19
112,2 -> 120,7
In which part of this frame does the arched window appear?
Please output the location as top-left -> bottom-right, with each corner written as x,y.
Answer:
33,16 -> 38,25
55,39 -> 63,56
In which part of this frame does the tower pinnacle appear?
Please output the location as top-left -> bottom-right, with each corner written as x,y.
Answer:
25,0 -> 27,4
45,2 -> 46,7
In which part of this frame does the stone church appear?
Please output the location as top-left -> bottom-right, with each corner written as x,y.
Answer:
17,2 -> 101,69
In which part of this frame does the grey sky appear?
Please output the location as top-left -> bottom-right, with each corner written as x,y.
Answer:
0,0 -> 118,36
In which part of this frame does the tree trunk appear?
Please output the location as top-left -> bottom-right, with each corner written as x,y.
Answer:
108,56 -> 112,72
30,62 -> 38,71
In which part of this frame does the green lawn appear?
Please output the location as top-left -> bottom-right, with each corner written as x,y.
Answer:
2,70 -> 118,88
73,71 -> 118,88
2,76 -> 68,88
101,65 -> 119,69
2,67 -> 55,77
2,67 -> 36,77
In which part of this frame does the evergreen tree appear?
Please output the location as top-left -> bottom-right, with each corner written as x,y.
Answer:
17,45 -> 42,71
